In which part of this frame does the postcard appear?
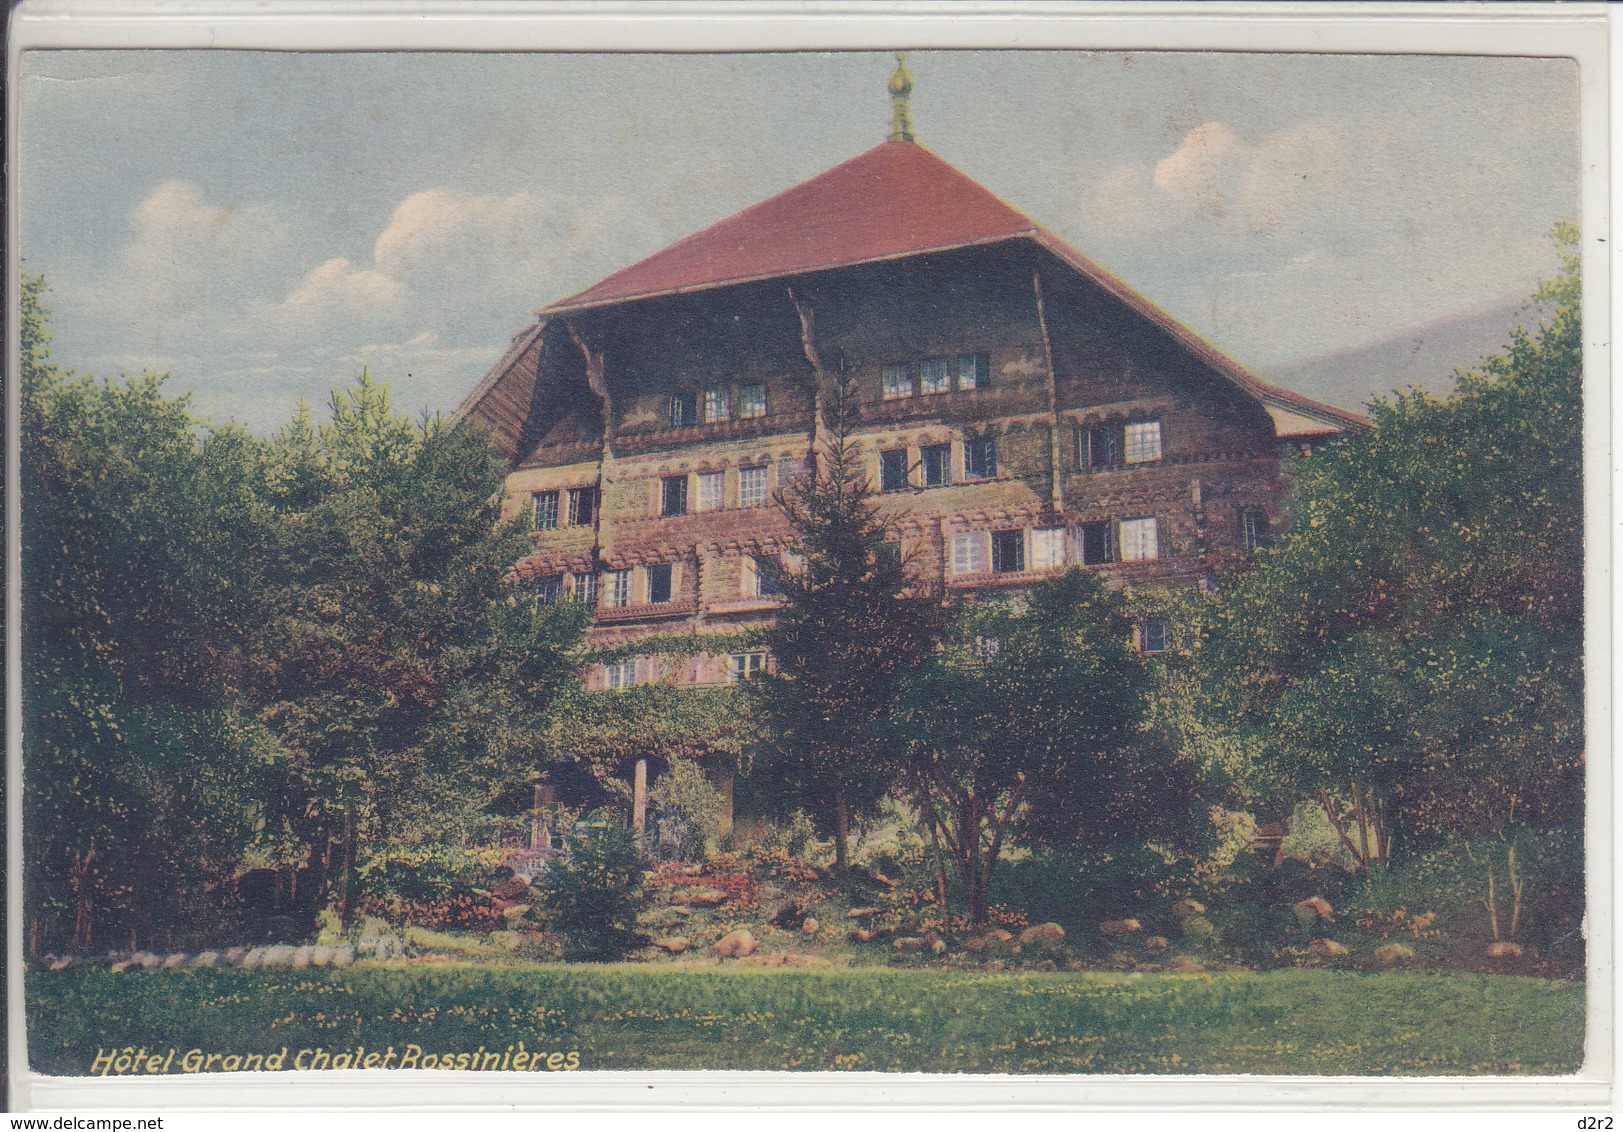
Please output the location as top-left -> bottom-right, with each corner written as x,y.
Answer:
7,1 -> 1611,1114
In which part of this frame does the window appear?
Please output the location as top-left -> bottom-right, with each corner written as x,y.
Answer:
951,532 -> 989,575
973,635 -> 1001,659
670,393 -> 697,428
777,456 -> 806,490
1119,517 -> 1159,561
572,572 -> 598,603
604,658 -> 638,690
1081,425 -> 1118,469
607,569 -> 632,608
965,436 -> 998,480
1125,420 -> 1162,464
1079,520 -> 1114,566
647,562 -> 674,604
919,356 -> 952,395
1138,617 -> 1170,653
1242,508 -> 1270,551
532,491 -> 559,530
739,465 -> 768,508
1029,527 -> 1066,570
956,353 -> 989,390
703,388 -> 730,423
752,556 -> 785,598
921,444 -> 950,487
661,475 -> 688,517
991,529 -> 1025,573
568,486 -> 597,527
536,575 -> 562,603
882,363 -> 913,400
880,449 -> 909,493
727,652 -> 768,682
739,384 -> 767,419
696,471 -> 725,513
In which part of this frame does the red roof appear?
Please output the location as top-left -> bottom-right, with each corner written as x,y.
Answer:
547,140 -> 1038,312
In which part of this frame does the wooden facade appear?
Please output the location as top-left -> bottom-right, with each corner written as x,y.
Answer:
459,139 -> 1363,691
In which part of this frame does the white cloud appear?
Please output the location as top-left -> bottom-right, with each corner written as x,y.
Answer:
281,257 -> 406,314
117,180 -> 295,312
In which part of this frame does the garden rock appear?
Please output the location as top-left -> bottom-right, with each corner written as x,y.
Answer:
331,945 -> 355,968
261,944 -> 294,968
1181,916 -> 1216,940
1309,938 -> 1348,958
290,945 -> 315,969
672,887 -> 727,908
223,947 -> 246,967
1172,900 -> 1206,920
966,928 -> 1016,953
849,928 -> 877,944
1373,943 -> 1416,967
311,945 -> 336,967
163,953 -> 188,969
1099,919 -> 1141,936
713,929 -> 757,958
47,955 -> 76,972
893,937 -> 926,953
651,937 -> 692,954
801,917 -> 820,935
847,907 -> 882,919
1019,923 -> 1065,947
1144,936 -> 1169,951
190,951 -> 220,969
1486,941 -> 1524,959
132,952 -> 162,970
1294,896 -> 1334,926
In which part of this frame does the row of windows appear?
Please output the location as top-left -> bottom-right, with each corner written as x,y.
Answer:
660,459 -> 803,517
532,485 -> 598,530
603,650 -> 769,690
878,436 -> 998,492
883,353 -> 989,399
1079,420 -> 1162,468
949,518 -> 1159,575
670,384 -> 769,428
538,555 -> 787,609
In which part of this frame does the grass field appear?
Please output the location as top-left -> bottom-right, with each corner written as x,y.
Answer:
28,966 -> 1582,1076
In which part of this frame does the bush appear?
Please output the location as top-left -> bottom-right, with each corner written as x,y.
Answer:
648,759 -> 729,861
352,844 -> 509,930
753,810 -> 824,861
537,822 -> 651,960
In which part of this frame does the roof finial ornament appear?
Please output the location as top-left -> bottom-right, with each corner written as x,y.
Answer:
888,52 -> 915,142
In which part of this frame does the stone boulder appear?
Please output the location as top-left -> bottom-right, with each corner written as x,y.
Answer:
1143,935 -> 1169,951
893,937 -> 926,953
331,945 -> 355,968
801,918 -> 820,935
846,907 -> 883,919
1293,896 -> 1334,927
713,929 -> 757,959
1019,922 -> 1065,947
1171,900 -> 1206,920
651,937 -> 691,954
190,951 -> 220,969
1099,919 -> 1141,936
1373,943 -> 1416,967
965,928 -> 1016,953
1486,941 -> 1524,959
1308,938 -> 1348,958
290,945 -> 315,969
163,953 -> 188,969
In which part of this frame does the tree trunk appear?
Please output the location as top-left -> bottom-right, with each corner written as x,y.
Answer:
833,793 -> 850,871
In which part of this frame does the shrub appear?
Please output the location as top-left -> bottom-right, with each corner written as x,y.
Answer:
351,844 -> 509,930
648,759 -> 729,861
753,809 -> 822,860
537,823 -> 651,960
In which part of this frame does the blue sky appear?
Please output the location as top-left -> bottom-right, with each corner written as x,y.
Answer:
18,49 -> 1579,433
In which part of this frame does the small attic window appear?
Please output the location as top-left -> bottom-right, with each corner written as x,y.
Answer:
670,393 -> 697,428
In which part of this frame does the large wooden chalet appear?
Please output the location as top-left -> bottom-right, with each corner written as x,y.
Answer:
458,70 -> 1362,702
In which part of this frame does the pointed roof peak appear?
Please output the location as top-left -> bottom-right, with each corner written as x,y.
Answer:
545,140 -> 1036,313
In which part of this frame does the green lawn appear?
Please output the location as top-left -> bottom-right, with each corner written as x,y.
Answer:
28,966 -> 1582,1076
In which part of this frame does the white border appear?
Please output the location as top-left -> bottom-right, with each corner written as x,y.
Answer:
6,0 -> 1614,1113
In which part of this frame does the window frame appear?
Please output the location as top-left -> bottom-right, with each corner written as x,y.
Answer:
661,474 -> 689,517
1124,419 -> 1163,464
606,568 -> 632,608
956,352 -> 990,391
669,392 -> 698,428
1118,516 -> 1160,561
1029,526 -> 1067,570
990,529 -> 1026,574
882,363 -> 914,400
604,658 -> 638,690
1078,519 -> 1115,566
919,356 -> 952,395
965,436 -> 998,480
751,555 -> 786,598
567,485 -> 597,527
950,531 -> 989,575
532,490 -> 560,530
738,465 -> 768,508
1138,617 -> 1170,653
536,574 -> 562,604
739,383 -> 768,419
1080,425 -> 1119,469
880,449 -> 910,493
646,562 -> 674,604
572,571 -> 598,604
920,443 -> 951,488
695,470 -> 725,513
1241,508 -> 1270,551
727,651 -> 769,682
702,388 -> 730,423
